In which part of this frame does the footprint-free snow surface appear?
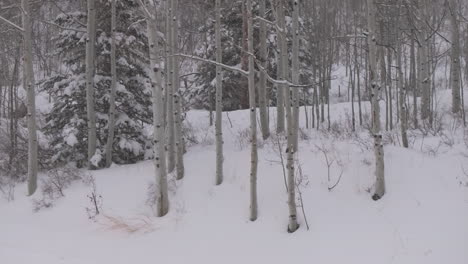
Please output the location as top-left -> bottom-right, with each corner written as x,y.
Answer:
2,102 -> 468,264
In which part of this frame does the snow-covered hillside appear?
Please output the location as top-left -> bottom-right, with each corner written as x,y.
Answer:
1,95 -> 468,264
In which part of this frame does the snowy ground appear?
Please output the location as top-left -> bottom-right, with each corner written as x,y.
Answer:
1,92 -> 468,264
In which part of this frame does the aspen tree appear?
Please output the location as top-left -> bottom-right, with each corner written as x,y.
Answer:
259,0 -> 270,140
139,0 -> 169,216
449,0 -> 461,114
276,0 -> 285,133
22,0 -> 38,195
417,0 -> 430,121
105,0 -> 117,168
215,0 -> 223,185
397,41 -> 409,148
285,0 -> 299,232
292,0 -> 300,150
247,0 -> 258,221
166,0 -> 176,173
172,0 -> 184,179
367,0 -> 386,200
86,0 -> 97,169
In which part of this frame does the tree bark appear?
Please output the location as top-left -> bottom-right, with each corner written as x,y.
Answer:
172,0 -> 184,179
410,35 -> 418,128
85,0 -> 97,169
246,0 -> 258,222
397,41 -> 408,148
22,0 -> 38,195
291,0 -> 300,150
259,0 -> 270,140
215,0 -> 223,185
449,0 -> 461,114
285,0 -> 299,233
367,0 -> 385,200
166,0 -> 176,173
105,0 -> 117,168
147,10 -> 169,217
417,0 -> 430,121
276,0 -> 285,133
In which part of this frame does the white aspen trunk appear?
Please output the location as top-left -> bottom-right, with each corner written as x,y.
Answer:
247,0 -> 258,222
356,38 -> 363,126
215,0 -> 223,185
449,0 -> 461,114
350,61 -> 356,131
105,0 -> 117,168
285,84 -> 299,232
147,12 -> 169,217
291,0 -> 299,150
166,0 -> 176,173
397,41 -> 408,148
410,35 -> 418,128
259,0 -> 270,140
381,49 -> 389,131
86,0 -> 97,169
276,0 -> 285,133
418,1 -> 430,121
172,0 -> 184,179
387,50 -> 393,130
283,0 -> 298,233
367,0 -> 385,200
419,44 -> 430,120
22,0 -> 38,195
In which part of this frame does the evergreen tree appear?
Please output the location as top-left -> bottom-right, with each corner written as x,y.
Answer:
42,0 -> 152,167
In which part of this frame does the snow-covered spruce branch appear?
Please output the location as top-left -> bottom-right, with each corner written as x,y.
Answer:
0,14 -> 24,31
49,0 -> 87,28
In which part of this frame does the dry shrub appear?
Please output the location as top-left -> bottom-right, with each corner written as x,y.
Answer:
32,166 -> 86,212
0,176 -> 15,201
235,127 -> 264,150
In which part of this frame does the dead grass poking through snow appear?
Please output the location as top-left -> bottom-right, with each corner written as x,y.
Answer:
98,214 -> 156,234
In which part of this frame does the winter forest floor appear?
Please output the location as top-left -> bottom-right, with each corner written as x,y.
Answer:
1,90 -> 468,264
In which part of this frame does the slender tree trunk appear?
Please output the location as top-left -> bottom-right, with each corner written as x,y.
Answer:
147,11 -> 169,217
22,0 -> 38,195
381,49 -> 389,131
276,0 -> 285,133
410,35 -> 418,128
417,1 -> 430,121
350,59 -> 356,131
367,0 -> 385,200
320,66 -> 325,124
292,0 -> 300,150
397,41 -> 408,148
105,0 -> 117,168
215,0 -> 223,185
172,0 -> 184,179
166,0 -> 176,173
449,0 -> 461,114
388,49 -> 393,130
419,42 -> 430,121
259,0 -> 270,140
282,0 -> 298,233
286,81 -> 298,232
85,0 -> 97,169
247,0 -> 258,222
357,39 -> 362,126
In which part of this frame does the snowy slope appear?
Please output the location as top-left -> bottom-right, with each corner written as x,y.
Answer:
1,95 -> 468,264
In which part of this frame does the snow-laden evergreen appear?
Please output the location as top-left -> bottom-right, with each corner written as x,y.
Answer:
41,0 -> 152,167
